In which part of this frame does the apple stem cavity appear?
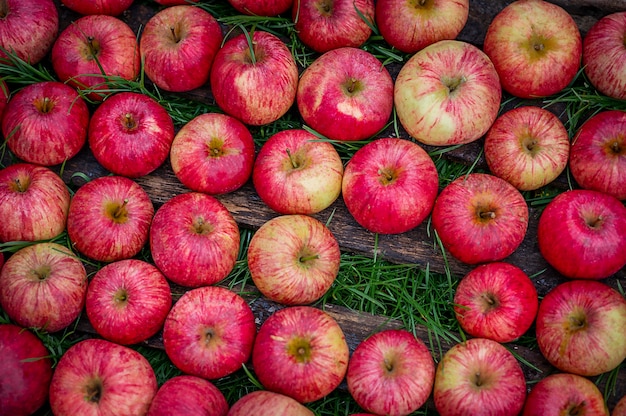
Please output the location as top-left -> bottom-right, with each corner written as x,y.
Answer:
12,178 -> 27,193
287,338 -> 312,364
37,97 -> 54,114
299,254 -> 320,263
111,199 -> 129,221
0,0 -> 7,18
123,113 -> 137,130
84,378 -> 103,403
169,25 -> 181,43
114,288 -> 128,305
443,76 -> 466,96
192,217 -> 214,235
32,265 -> 52,281
86,36 -> 100,60
285,148 -> 301,169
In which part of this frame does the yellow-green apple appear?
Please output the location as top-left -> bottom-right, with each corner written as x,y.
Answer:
375,0 -> 469,54
569,110 -> 626,201
483,0 -> 582,99
66,175 -> 154,263
85,259 -> 172,345
140,5 -> 223,92
247,214 -> 341,305
535,279 -> 626,377
227,391 -> 314,416
227,0 -> 293,16
0,242 -> 87,333
453,262 -> 538,343
341,137 -> 439,234
60,0 -> 134,15
252,129 -> 344,215
537,189 -> 626,279
433,337 -> 527,416
0,163 -> 70,242
162,286 -> 257,380
210,30 -> 298,126
147,375 -> 229,416
431,173 -> 529,265
346,329 -> 435,416
252,305 -> 350,403
484,106 -> 570,191
394,39 -> 501,146
297,47 -> 394,142
88,91 -> 175,178
49,338 -> 157,416
149,192 -> 240,287
170,112 -> 255,195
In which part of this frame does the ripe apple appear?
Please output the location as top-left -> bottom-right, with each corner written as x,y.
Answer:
537,189 -> 626,279
433,337 -> 527,416
346,329 -> 435,416
341,137 -> 439,234
431,173 -> 529,265
375,0 -> 469,53
49,338 -> 158,416
484,106 -> 570,191
292,0 -> 374,53
251,305 -> 350,403
483,0 -> 582,98
85,259 -> 172,345
60,0 -> 134,15
0,323 -> 53,416
453,262 -> 538,343
149,192 -> 240,287
227,390 -> 314,416
163,285 -> 257,380
569,110 -> 626,201
210,30 -> 299,126
394,39 -> 501,146
296,47 -> 394,142
614,396 -> 626,416
0,79 -> 9,119
153,0 -> 198,4
147,375 -> 229,416
227,0 -> 293,16
0,163 -> 70,242
88,91 -> 175,178
170,112 -> 255,195
140,5 -> 223,92
247,214 -> 341,305
535,279 -> 626,377
66,175 -> 155,263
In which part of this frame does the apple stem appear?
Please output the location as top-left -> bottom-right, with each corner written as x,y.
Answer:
87,36 -> 99,58
169,26 -> 180,43
299,254 -> 320,263
479,211 -> 496,220
285,148 -> 299,169
124,113 -> 137,129
40,97 -> 53,113
384,358 -> 394,372
473,371 -> 483,387
533,42 -> 545,52
112,199 -> 129,220
13,178 -> 24,193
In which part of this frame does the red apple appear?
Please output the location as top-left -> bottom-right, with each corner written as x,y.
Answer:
537,189 -> 626,279
0,79 -> 9,120
60,0 -> 134,15
149,192 -> 240,287
227,390 -> 314,416
88,91 -> 175,178
394,39 -> 501,146
296,47 -> 394,142
483,0 -> 582,98
614,395 -> 626,416
227,0 -> 293,16
346,329 -> 435,416
147,375 -> 229,416
153,0 -> 199,4
431,173 -> 529,265
341,137 -> 439,234
170,112 -> 255,195
66,175 -> 155,263
163,286 -> 257,380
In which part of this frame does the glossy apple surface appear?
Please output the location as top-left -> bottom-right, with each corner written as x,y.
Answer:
227,0 -> 293,16
60,0 -> 134,15
147,375 -> 229,416
227,390 -> 314,416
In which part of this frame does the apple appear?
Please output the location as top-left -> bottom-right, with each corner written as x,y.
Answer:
149,192 -> 240,287
569,110 -> 626,201
537,189 -> 626,279
614,396 -> 626,416
296,47 -> 394,142
394,39 -> 501,146
0,242 -> 87,333
163,285 -> 257,380
484,105 -> 570,191
247,214 -> 341,305
483,0 -> 582,99
170,112 -> 255,195
346,329 -> 435,416
252,305 -> 350,403
210,30 -> 299,126
535,279 -> 626,377
375,0 -> 469,54
0,163 -> 70,242
341,137 -> 439,234
431,173 -> 529,265
522,373 -> 609,416
0,323 -> 53,416
49,338 -> 158,416
60,0 -> 134,15
66,175 -> 155,263
227,0 -> 293,16
88,91 -> 176,178
453,262 -> 538,343
292,0 -> 375,53
85,259 -> 172,345
227,390 -> 314,416
2,81 -> 90,166
433,337 -> 527,416
140,5 -> 223,92
0,0 -> 58,65
147,375 -> 229,416
583,11 -> 626,100
252,128 -> 344,215
0,79 -> 9,119
153,0 -> 199,4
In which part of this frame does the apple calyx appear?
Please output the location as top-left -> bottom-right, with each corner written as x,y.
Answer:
377,167 -> 397,186
607,139 -> 624,156
84,377 -> 104,403
191,216 -> 214,235
106,199 -> 129,224
521,134 -> 540,156
526,33 -> 554,60
476,204 -> 497,221
114,288 -> 129,306
207,138 -> 224,158
287,337 -> 312,364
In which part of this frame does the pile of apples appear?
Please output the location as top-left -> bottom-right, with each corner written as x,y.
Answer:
0,0 -> 625,415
